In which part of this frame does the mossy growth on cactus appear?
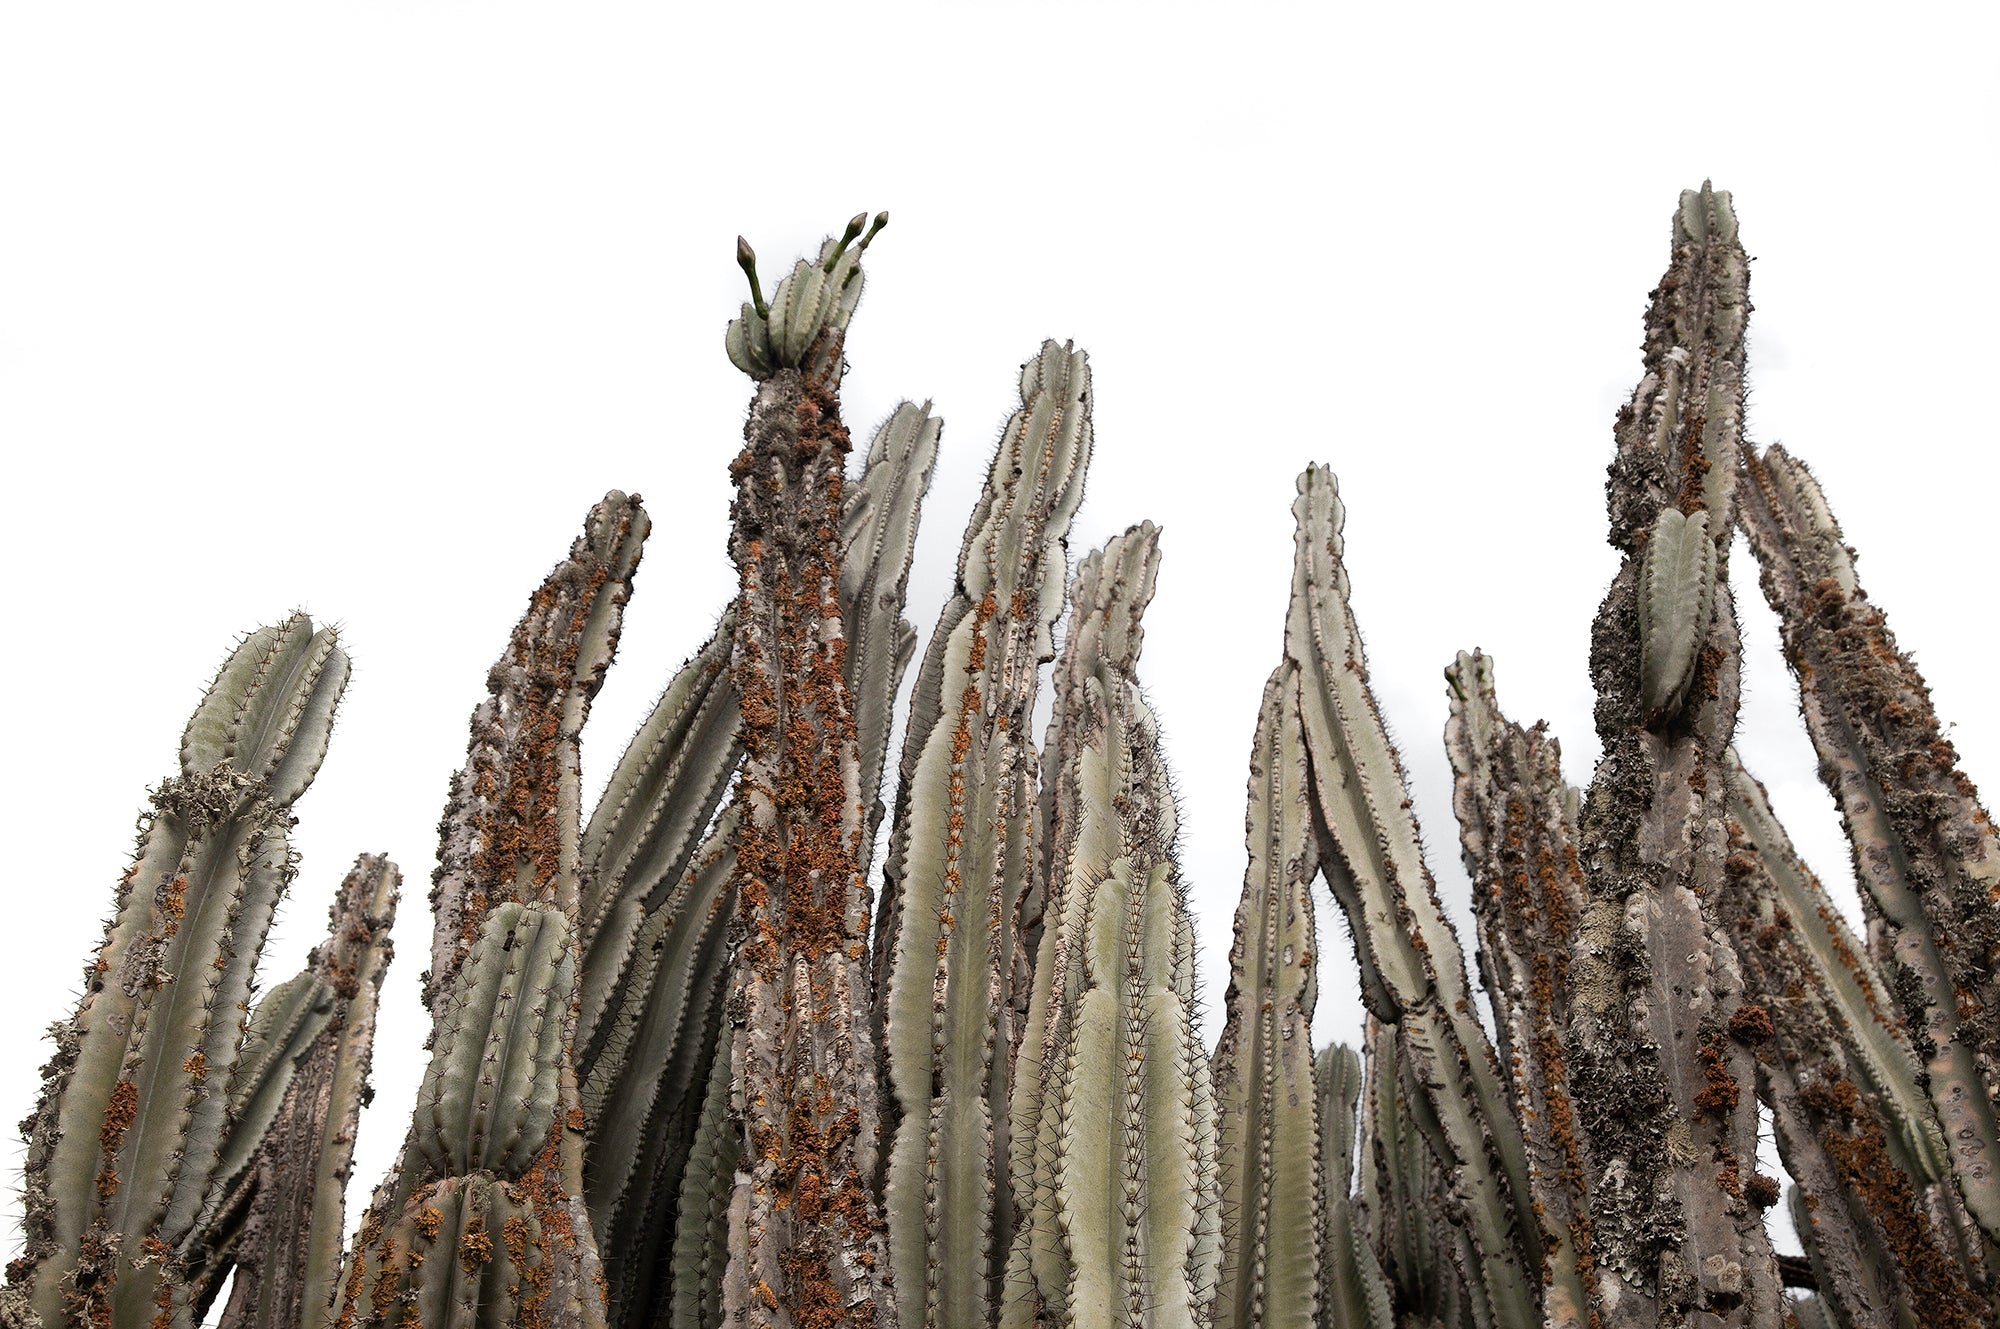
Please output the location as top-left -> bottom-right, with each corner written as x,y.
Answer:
7,186 -> 1999,1329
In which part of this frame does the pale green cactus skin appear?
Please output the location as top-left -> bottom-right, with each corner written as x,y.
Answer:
1440,650 -> 1595,1327
1571,183 -> 1781,1327
1210,666 -> 1322,1329
725,212 -> 887,382
343,491 -> 648,1329
1282,464 -> 1543,1328
198,854 -> 401,1329
879,342 -> 1089,1329
577,399 -> 938,1329
1637,507 -> 1717,722
1000,524 -> 1219,1329
11,615 -> 348,1329
1312,1045 -> 1392,1329
1737,443 -> 2000,1245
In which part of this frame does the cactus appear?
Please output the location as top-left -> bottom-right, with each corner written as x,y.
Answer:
715,218 -> 893,1328
1209,665 -> 1322,1329
19,187 -> 2000,1329
9,615 -> 348,1328
192,854 -> 400,1329
879,342 -> 1089,1329
1737,441 -> 2000,1242
1283,464 -> 1547,1327
341,491 -> 647,1329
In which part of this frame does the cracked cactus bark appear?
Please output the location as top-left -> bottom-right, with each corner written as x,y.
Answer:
577,400 -> 936,1329
1210,665 -> 1322,1329
8,614 -> 348,1329
717,217 -> 893,1329
1736,442 -> 2000,1243
341,491 -> 647,1329
1004,525 -> 1219,1329
1282,465 -> 1545,1328
200,854 -> 401,1329
1442,649 -> 1598,1327
1571,182 -> 1780,1326
1715,756 -> 1989,1328
879,341 -> 1089,1329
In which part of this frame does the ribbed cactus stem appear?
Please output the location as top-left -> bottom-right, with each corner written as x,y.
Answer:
1716,760 -> 1988,1328
1281,465 -> 1543,1327
1312,1045 -> 1392,1329
1441,650 -> 1598,1328
1737,441 -> 2000,1242
205,854 -> 400,1329
880,345 -> 1090,1329
718,223 -> 890,1328
10,614 -> 348,1328
344,491 -> 646,1329
1572,182 -> 1781,1326
1210,665 -> 1321,1329
1005,526 -> 1217,1329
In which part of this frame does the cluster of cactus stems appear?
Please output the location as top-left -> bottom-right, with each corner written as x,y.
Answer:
9,185 -> 2000,1329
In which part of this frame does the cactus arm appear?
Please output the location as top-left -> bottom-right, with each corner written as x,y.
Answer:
1209,665 -> 1321,1329
665,1019 -> 737,1329
717,224 -> 892,1328
1737,442 -> 2000,1241
1280,464 -> 1544,1327
1570,182 -> 1786,1326
346,491 -> 647,1329
9,615 -> 348,1327
195,855 -> 400,1329
1313,1045 -> 1393,1329
878,345 -> 1090,1329
1440,649 -> 1599,1327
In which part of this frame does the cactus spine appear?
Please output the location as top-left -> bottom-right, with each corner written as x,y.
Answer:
1209,665 -> 1322,1329
11,616 -> 348,1328
717,218 -> 893,1328
879,341 -> 1089,1329
1737,442 -> 2000,1242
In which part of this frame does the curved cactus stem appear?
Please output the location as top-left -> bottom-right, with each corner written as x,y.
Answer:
879,354 -> 1091,1329
10,615 -> 348,1328
1717,757 -> 1992,1324
718,235 -> 892,1325
1573,182 -> 1784,1326
1210,664 -> 1322,1329
194,854 -> 400,1329
1441,649 -> 1598,1327
1281,464 -> 1543,1327
1737,441 -> 2000,1243
346,491 -> 647,1329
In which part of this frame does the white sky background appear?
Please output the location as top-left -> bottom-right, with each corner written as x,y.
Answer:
3,3 -> 1997,1273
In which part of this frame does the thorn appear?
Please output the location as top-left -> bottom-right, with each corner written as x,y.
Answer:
737,237 -> 768,320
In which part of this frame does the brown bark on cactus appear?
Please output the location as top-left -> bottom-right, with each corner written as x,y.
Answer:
1571,183 -> 1783,1326
721,352 -> 891,1329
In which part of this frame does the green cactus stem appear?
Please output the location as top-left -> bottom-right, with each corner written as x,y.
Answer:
343,491 -> 647,1329
1571,182 -> 1781,1326
1281,464 -> 1544,1328
1210,665 -> 1322,1329
196,854 -> 400,1329
9,615 -> 348,1329
1441,649 -> 1597,1328
1312,1044 -> 1392,1329
879,343 -> 1090,1329
1736,441 -> 2000,1243
717,222 -> 891,1329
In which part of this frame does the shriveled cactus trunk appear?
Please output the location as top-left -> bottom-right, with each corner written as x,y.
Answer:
1736,443 -> 2000,1243
716,217 -> 895,1329
1570,182 -> 1780,1326
339,492 -> 647,1329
